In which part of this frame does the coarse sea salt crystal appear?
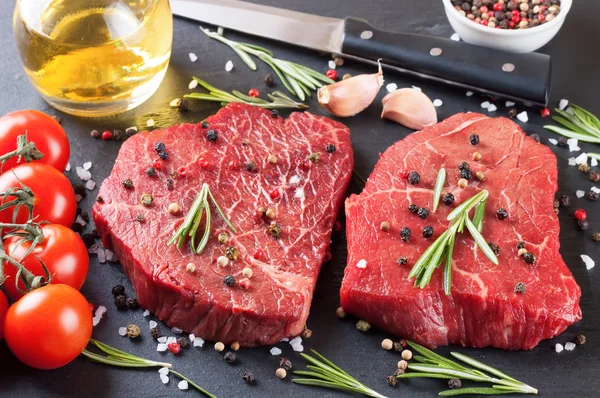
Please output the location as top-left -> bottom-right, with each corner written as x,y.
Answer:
581,254 -> 595,270
270,347 -> 282,356
555,343 -> 564,353
481,101 -> 490,109
85,180 -> 96,191
516,111 -> 528,123
178,380 -> 189,390
88,244 -> 100,254
559,99 -> 569,110
505,101 -> 515,107
169,98 -> 180,107
160,374 -> 169,384
412,86 -> 421,92
568,158 -> 577,166
118,327 -> 127,336
487,104 -> 497,112
193,337 -> 204,347
280,337 -> 289,342
548,138 -> 558,145
167,336 -> 177,345
451,33 -> 460,41
565,342 -> 576,351
576,190 -> 585,198
189,79 -> 199,90
433,99 -> 443,107
149,320 -> 158,329
189,53 -> 198,62
466,91 -> 473,97
592,186 -> 600,194
83,161 -> 92,170
592,158 -> 598,167
189,334 -> 196,342
289,336 -> 302,346
143,309 -> 150,317
93,317 -> 101,327
292,343 -> 304,352
65,163 -> 71,171
76,215 -> 87,226
159,367 -> 170,376
157,336 -> 167,343
575,153 -> 588,164
289,175 -> 300,185
157,343 -> 168,352
294,187 -> 305,199
225,60 -> 234,72
172,327 -> 183,334
386,83 -> 397,93
328,60 -> 336,70
147,119 -> 155,128
356,259 -> 367,268
76,167 -> 91,181
105,249 -> 116,262
97,249 -> 106,264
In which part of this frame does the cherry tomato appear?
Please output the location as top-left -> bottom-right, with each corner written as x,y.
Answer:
3,224 -> 89,301
0,110 -> 70,172
0,291 -> 8,340
4,284 -> 92,369
0,163 -> 76,227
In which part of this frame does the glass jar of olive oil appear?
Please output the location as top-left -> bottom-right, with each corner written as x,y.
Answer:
13,0 -> 173,117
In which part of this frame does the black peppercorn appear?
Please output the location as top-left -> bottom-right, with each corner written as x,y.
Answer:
514,282 -> 526,294
559,195 -> 571,207
207,130 -> 218,142
397,256 -> 408,265
529,133 -> 541,143
495,10 -> 505,20
508,108 -> 518,118
136,214 -> 145,223
442,193 -> 455,205
114,294 -> 127,309
578,219 -> 589,230
496,208 -> 508,220
201,121 -> 210,129
71,223 -> 83,234
326,144 -> 336,153
408,204 -> 419,213
90,129 -> 101,139
242,371 -> 256,385
271,109 -> 279,118
224,275 -> 236,286
223,351 -> 237,364
126,128 -> 137,137
245,161 -> 257,172
523,252 -> 536,264
268,223 -> 282,239
154,142 -> 166,153
166,179 -> 174,190
264,74 -> 275,87
81,233 -> 95,248
448,378 -> 462,389
417,207 -> 430,219
176,98 -> 189,111
469,133 -> 480,145
126,297 -> 139,309
499,20 -> 509,29
74,184 -> 87,196
488,242 -> 501,256
557,136 -> 568,147
575,334 -> 586,345
145,167 -> 156,176
150,327 -> 162,340
112,285 -> 125,296
458,161 -> 470,171
422,226 -> 434,238
408,171 -> 420,185
460,168 -> 473,180
588,191 -> 599,201
400,227 -> 411,243
461,2 -> 471,11
157,151 -> 168,160
387,375 -> 398,387
178,337 -> 189,348
123,178 -> 133,189
81,212 -> 90,223
516,241 -> 526,249
279,357 -> 293,370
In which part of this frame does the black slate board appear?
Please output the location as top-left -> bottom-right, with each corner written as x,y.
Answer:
1,1 -> 599,397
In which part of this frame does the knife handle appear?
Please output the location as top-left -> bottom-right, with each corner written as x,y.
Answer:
342,17 -> 551,106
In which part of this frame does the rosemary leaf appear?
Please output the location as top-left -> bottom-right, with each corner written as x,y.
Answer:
572,104 -> 600,129
407,364 -> 492,384
207,189 -> 237,233
413,355 -> 439,365
408,230 -> 448,279
238,42 -> 274,57
418,232 -> 452,288
450,352 -> 518,383
543,125 -> 600,144
443,233 -> 454,295
464,217 -> 498,265
472,198 -> 486,232
447,190 -> 488,221
397,372 -> 454,379
556,109 -> 600,138
168,370 -> 218,398
433,168 -> 447,212
552,116 -> 588,135
588,153 -> 600,161
407,338 -> 471,373
292,379 -> 373,396
232,90 -> 270,104
195,197 -> 211,254
192,77 -> 240,101
439,387 -> 523,396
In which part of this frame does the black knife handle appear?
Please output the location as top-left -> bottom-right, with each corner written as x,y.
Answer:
342,17 -> 551,106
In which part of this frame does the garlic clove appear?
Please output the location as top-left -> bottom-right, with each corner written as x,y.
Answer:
318,62 -> 384,117
381,88 -> 437,130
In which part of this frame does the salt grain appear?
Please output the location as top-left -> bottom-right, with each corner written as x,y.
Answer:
159,367 -> 170,376
157,336 -> 167,343
83,161 -> 92,170
505,101 -> 515,107
328,60 -> 336,70
575,153 -> 588,165
189,53 -> 198,62
93,317 -> 101,326
160,374 -> 169,384
481,101 -> 490,109
225,60 -> 234,72
76,215 -> 87,226
576,190 -> 585,198
581,254 -> 595,270
356,259 -> 367,269
433,99 -> 443,107
568,158 -> 577,166
167,336 -> 177,345
85,180 -> 96,190
147,119 -> 155,128
76,167 -> 92,181
169,98 -> 180,107
189,80 -> 199,90
143,309 -> 150,317
193,337 -> 204,347
289,336 -> 302,346
386,83 -> 397,93
555,343 -> 564,353
97,249 -> 106,263
565,342 -> 576,351
412,86 -> 421,92
591,158 -> 598,167
270,347 -> 282,356
280,337 -> 289,342
548,138 -> 558,145
591,186 -> 600,194
289,175 -> 300,185
88,244 -> 100,254
118,327 -> 127,336
105,249 -> 116,262
516,111 -> 529,123
66,163 -> 71,171
559,99 -> 569,111
487,104 -> 497,112
294,188 -> 305,199
178,380 -> 189,390
450,33 -> 460,41
149,320 -> 158,329
466,91 -> 473,97
292,343 -> 304,352
171,327 -> 183,334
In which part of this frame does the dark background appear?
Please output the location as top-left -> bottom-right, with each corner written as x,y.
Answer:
1,0 -> 599,397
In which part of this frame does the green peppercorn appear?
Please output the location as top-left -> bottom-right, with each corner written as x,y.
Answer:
308,152 -> 321,163
356,320 -> 371,332
123,178 -> 134,189
126,324 -> 141,339
141,194 -> 153,207
268,223 -> 282,239
225,246 -> 239,260
448,378 -> 462,389
514,282 -> 526,294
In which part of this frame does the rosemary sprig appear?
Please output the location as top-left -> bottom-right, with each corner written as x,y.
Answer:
293,350 -> 388,398
200,27 -> 333,101
544,104 -> 600,144
185,77 -> 308,109
409,190 -> 499,295
398,341 -> 538,396
82,339 -> 216,397
168,183 -> 236,254
433,168 -> 447,212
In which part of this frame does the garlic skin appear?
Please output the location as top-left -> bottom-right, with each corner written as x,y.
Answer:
318,63 -> 384,117
381,88 -> 438,130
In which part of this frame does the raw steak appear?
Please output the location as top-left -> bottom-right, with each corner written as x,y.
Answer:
341,113 -> 582,350
93,103 -> 353,346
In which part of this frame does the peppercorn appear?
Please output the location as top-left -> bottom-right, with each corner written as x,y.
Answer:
126,128 -> 137,137
81,233 -> 96,248
122,178 -> 133,189
393,342 -> 405,353
71,223 -> 83,234
157,151 -> 168,160
336,307 -> 346,318
356,320 -> 371,332
271,109 -> 279,118
275,368 -> 287,379
114,295 -> 127,309
472,151 -> 482,161
469,133 -> 480,145
168,342 -> 181,354
475,171 -> 486,181
458,178 -> 469,188
308,152 -> 321,163
268,223 -> 282,239
508,108 -> 518,118
242,371 -> 256,385
126,297 -> 139,309
214,342 -> 225,352
401,349 -> 412,360
408,204 -> 419,213
460,168 -> 473,180
448,378 -> 462,389
400,226 -> 411,242
514,282 -> 526,294
74,185 -> 87,196
488,242 -> 501,256
408,171 -> 420,185
126,324 -> 141,339
224,352 -> 237,364
589,171 -> 600,183
176,98 -> 189,111
280,357 -> 293,370
326,144 -> 336,153
206,130 -> 218,142
516,241 -> 526,249
593,233 -> 600,242
141,194 -> 153,207
90,129 -> 101,139
201,121 -> 210,129
578,219 -> 589,230
245,161 -> 257,172
380,221 -> 390,232
394,369 -> 405,377
523,252 -> 536,264
574,208 -> 587,221
224,275 -> 236,286
386,375 -> 398,387
461,2 -> 471,11
496,208 -> 508,220
442,193 -> 455,205
136,214 -> 145,223
112,284 -> 125,296
154,142 -> 166,153
422,226 -> 434,238
588,191 -> 599,201
397,256 -> 408,265
575,334 -> 586,345
301,327 -> 313,339
559,194 -> 571,207
459,161 -> 470,171
417,207 -> 430,219
145,167 -> 156,176
557,136 -> 569,147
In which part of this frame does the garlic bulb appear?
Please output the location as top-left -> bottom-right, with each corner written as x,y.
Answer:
381,88 -> 437,130
318,62 -> 384,117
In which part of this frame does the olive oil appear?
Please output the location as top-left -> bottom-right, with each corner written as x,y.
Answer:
13,0 -> 173,116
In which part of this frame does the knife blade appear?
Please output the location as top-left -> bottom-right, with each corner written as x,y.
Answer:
171,0 -> 551,106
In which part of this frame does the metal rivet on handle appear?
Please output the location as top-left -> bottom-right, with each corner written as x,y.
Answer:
430,47 -> 442,56
360,30 -> 373,40
502,63 -> 516,72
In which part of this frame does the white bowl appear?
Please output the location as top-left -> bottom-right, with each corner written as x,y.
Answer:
442,0 -> 572,53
